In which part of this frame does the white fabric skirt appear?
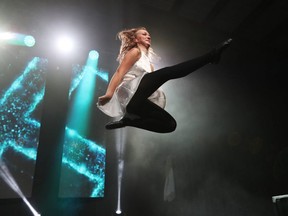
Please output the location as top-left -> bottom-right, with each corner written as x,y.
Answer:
98,72 -> 166,118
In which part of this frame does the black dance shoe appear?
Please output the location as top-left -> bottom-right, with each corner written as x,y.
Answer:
211,38 -> 232,64
105,113 -> 141,130
105,118 -> 127,130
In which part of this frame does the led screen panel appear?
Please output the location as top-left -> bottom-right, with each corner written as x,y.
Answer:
0,48 -> 47,198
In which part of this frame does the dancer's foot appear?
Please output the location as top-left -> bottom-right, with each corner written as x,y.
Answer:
105,119 -> 126,129
211,38 -> 232,64
105,113 -> 140,130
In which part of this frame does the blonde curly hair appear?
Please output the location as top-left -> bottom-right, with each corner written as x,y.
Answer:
117,27 -> 156,62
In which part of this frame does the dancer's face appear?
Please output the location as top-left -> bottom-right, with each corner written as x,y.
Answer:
135,29 -> 151,48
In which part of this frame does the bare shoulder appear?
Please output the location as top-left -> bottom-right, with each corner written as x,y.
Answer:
126,47 -> 141,59
118,47 -> 141,71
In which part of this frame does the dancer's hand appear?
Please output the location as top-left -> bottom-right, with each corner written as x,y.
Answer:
98,95 -> 112,106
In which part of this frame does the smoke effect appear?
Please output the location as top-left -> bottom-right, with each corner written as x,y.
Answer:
116,60 -> 279,216
164,171 -> 273,216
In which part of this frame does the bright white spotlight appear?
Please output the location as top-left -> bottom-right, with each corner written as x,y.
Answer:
56,35 -> 75,54
115,210 -> 122,214
0,32 -> 15,40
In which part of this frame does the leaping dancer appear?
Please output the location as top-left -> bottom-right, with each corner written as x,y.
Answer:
98,27 -> 232,133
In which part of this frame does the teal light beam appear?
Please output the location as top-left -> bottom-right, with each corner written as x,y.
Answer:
67,50 -> 99,136
60,50 -> 109,197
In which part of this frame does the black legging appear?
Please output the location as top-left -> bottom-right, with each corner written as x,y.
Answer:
125,51 -> 214,133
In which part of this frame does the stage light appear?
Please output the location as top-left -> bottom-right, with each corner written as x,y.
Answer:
89,50 -> 99,60
0,32 -> 36,47
56,35 -> 75,54
114,210 -> 125,216
116,210 -> 122,214
24,35 -> 36,47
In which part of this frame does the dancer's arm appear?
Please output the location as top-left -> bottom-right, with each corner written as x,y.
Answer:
98,48 -> 141,105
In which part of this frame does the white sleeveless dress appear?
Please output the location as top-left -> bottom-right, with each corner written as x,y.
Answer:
98,51 -> 166,118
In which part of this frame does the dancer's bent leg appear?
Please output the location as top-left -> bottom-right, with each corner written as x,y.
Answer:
106,99 -> 177,133
127,100 -> 176,133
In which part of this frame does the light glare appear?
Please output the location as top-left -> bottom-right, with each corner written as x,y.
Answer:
56,36 -> 75,53
0,32 -> 15,40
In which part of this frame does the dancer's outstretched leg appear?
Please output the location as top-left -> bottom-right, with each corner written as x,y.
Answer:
127,38 -> 232,112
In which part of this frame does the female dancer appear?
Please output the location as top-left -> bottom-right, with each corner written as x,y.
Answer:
98,27 -> 232,133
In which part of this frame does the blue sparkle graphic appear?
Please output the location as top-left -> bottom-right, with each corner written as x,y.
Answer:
61,128 -> 106,197
0,57 -> 46,198
0,57 -> 46,161
0,53 -> 109,198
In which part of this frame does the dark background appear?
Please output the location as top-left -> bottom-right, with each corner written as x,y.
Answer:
1,0 -> 288,215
